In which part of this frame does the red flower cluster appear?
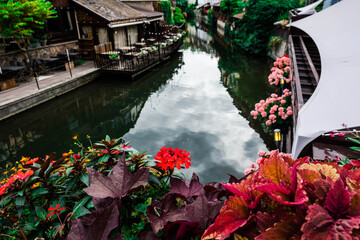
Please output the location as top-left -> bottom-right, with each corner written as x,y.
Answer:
155,146 -> 191,171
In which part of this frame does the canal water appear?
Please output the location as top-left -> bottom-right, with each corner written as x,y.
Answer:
0,25 -> 274,183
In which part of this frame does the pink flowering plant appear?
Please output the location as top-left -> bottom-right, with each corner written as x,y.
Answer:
250,89 -> 293,129
268,55 -> 291,86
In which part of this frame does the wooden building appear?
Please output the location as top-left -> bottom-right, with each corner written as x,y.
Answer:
46,0 -> 78,44
71,0 -> 163,58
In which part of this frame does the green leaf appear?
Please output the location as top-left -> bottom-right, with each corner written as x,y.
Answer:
350,147 -> 360,152
98,154 -> 110,163
80,172 -> 89,186
66,167 -> 75,176
70,206 -> 91,220
31,187 -> 49,198
35,206 -> 47,220
348,137 -> 360,145
16,196 -> 25,206
17,190 -> 24,196
105,135 -> 111,141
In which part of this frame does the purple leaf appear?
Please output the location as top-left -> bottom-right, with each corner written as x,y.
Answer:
84,154 -> 149,199
67,199 -> 120,240
167,173 -> 204,199
256,212 -> 278,233
203,182 -> 227,203
185,193 -> 223,229
147,194 -> 188,234
139,231 -> 160,240
325,178 -> 351,218
163,221 -> 202,240
301,204 -> 360,239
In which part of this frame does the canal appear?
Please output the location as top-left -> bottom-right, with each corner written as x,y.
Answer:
0,25 -> 274,183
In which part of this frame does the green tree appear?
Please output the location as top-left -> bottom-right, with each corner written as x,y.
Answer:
234,0 -> 300,55
158,1 -> 175,25
0,0 -> 57,54
174,7 -> 185,25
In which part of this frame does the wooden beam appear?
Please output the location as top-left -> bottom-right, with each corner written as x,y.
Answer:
289,35 -> 304,109
299,36 -> 320,84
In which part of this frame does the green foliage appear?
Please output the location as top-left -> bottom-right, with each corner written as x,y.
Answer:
185,3 -> 196,19
232,0 -> 301,55
176,0 -> 188,10
174,7 -> 185,25
0,0 -> 57,50
158,1 -> 175,25
268,35 -> 286,51
207,9 -> 215,25
220,0 -> 246,17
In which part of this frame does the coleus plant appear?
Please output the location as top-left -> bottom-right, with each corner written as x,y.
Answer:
201,150 -> 360,240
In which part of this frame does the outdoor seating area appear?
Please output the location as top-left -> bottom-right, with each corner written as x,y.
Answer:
0,49 -> 81,91
94,31 -> 185,74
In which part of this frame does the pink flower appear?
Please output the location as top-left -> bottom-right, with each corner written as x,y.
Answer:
266,120 -> 272,126
269,114 -> 276,120
244,168 -> 253,175
250,163 -> 256,169
280,100 -> 286,104
287,110 -> 293,116
271,94 -> 278,98
337,133 -> 344,137
278,107 -> 284,112
259,107 -> 265,113
258,151 -> 265,157
270,109 -> 275,114
261,112 -> 267,118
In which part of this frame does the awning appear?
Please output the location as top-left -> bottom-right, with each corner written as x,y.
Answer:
296,0 -> 323,15
291,0 -> 360,158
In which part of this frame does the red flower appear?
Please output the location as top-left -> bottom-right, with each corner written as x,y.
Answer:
72,154 -> 81,160
25,157 -> 39,165
13,170 -> 34,180
155,146 -> 191,171
47,204 -> 66,218
0,177 -> 14,196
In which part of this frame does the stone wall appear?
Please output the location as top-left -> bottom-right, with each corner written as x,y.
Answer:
267,40 -> 287,60
0,40 -> 78,66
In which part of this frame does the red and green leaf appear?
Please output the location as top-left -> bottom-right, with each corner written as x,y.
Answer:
202,196 -> 250,240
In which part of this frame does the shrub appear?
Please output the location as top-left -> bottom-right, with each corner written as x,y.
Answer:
202,150 -> 360,239
174,7 -> 185,25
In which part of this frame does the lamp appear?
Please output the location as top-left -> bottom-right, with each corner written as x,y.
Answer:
280,77 -> 284,92
274,129 -> 281,150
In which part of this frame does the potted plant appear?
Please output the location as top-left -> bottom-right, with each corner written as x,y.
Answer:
40,34 -> 48,46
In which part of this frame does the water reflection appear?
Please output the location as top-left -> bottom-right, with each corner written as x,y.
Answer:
0,54 -> 184,166
0,25 -> 273,183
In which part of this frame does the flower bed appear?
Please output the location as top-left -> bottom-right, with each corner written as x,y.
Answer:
1,135 -> 360,239
251,89 -> 292,129
268,55 -> 291,87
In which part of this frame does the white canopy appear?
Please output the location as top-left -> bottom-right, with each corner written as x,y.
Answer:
291,0 -> 360,158
296,0 -> 323,15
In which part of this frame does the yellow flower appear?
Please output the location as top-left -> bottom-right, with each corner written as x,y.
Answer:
72,135 -> 78,140
31,182 -> 41,189
3,171 -> 8,175
86,135 -> 90,139
88,148 -> 95,152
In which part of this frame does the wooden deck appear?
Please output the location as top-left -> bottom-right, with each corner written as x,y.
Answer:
95,37 -> 184,78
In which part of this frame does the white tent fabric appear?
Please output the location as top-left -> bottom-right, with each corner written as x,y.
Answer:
291,0 -> 360,158
296,0 -> 323,15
